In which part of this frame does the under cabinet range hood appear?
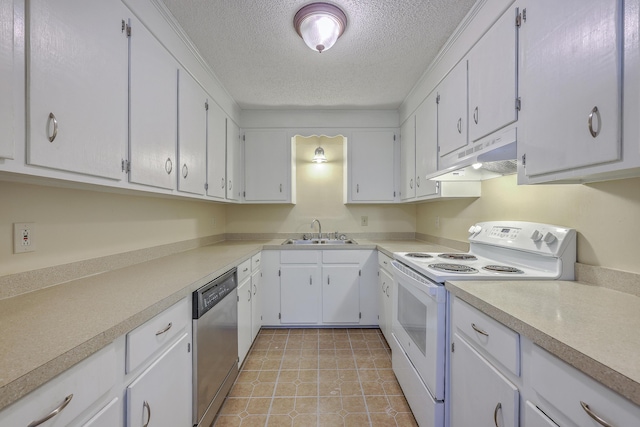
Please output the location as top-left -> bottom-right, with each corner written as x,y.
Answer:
426,126 -> 518,181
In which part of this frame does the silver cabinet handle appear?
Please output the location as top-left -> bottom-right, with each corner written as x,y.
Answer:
409,179 -> 413,189
155,322 -> 172,336
228,180 -> 232,190
28,394 -> 73,427
253,283 -> 257,295
243,267 -> 249,273
47,112 -> 58,142
165,158 -> 173,174
182,164 -> 188,178
309,275 -> 312,285
473,106 -> 479,124
143,400 -> 151,427
588,106 -> 601,138
416,176 -> 420,188
328,275 -> 331,285
493,402 -> 501,427
580,401 -> 613,427
248,288 -> 251,301
471,323 -> 489,337
279,183 -> 282,193
382,281 -> 386,292
457,118 -> 462,133
386,286 -> 390,297
221,177 -> 225,188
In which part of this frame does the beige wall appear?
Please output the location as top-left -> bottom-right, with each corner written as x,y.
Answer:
1,181 -> 226,276
226,135 -> 416,235
416,175 -> 640,274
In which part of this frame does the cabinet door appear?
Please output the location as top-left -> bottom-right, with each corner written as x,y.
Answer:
322,265 -> 360,323
250,270 -> 262,342
27,0 -> 128,179
415,93 -> 439,198
226,118 -> 242,200
280,265 -> 320,324
468,7 -> 518,142
400,115 -> 416,200
177,69 -> 207,195
438,60 -> 468,158
378,268 -> 393,340
206,101 -> 227,199
520,0 -> 621,177
450,333 -> 519,427
350,130 -> 396,202
0,0 -> 13,159
128,16 -> 177,190
244,130 -> 289,201
82,397 -> 121,427
127,333 -> 191,427
237,277 -> 252,365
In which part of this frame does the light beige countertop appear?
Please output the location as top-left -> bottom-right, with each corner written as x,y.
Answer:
446,280 -> 640,406
0,238 -> 447,411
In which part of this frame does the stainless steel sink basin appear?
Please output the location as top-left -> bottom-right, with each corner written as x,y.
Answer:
282,238 -> 357,245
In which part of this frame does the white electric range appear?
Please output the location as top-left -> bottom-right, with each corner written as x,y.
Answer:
389,221 -> 577,427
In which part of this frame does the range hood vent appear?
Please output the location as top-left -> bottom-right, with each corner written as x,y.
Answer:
426,126 -> 518,181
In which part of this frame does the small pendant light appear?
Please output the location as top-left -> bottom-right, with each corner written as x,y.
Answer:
312,146 -> 328,163
294,3 -> 347,53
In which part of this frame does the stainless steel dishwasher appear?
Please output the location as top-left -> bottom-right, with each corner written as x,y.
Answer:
192,268 -> 238,427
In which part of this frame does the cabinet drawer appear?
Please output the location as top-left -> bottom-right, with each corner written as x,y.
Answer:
322,250 -> 361,264
531,344 -> 640,426
251,252 -> 262,271
280,250 -> 319,264
0,343 -> 117,427
378,252 -> 393,273
126,297 -> 189,373
452,298 -> 520,376
237,258 -> 252,283
82,397 -> 120,427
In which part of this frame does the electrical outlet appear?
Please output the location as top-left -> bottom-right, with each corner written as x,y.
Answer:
14,223 -> 36,253
435,216 -> 440,229
361,216 -> 369,227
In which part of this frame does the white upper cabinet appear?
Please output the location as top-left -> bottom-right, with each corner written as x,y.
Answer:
437,60 -> 468,159
177,69 -> 207,195
519,0 -> 622,179
348,130 -> 396,202
206,101 -> 227,200
400,115 -> 416,200
467,6 -> 518,142
244,130 -> 290,202
415,93 -> 439,198
128,15 -> 178,190
0,0 -> 13,160
27,0 -> 128,179
226,118 -> 242,201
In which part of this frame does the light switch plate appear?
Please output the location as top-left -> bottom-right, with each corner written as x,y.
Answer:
14,222 -> 36,253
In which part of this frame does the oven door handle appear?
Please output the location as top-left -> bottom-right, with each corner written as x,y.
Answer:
391,260 -> 446,303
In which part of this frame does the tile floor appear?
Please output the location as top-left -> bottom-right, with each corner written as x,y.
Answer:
213,328 -> 418,427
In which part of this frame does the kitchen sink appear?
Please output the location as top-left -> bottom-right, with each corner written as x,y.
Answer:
282,238 -> 357,245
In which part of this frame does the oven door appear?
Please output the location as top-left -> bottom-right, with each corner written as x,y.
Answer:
391,260 -> 446,401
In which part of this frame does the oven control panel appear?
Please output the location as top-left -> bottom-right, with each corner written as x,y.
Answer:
468,221 -> 576,257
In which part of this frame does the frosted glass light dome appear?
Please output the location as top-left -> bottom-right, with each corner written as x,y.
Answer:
294,3 -> 347,53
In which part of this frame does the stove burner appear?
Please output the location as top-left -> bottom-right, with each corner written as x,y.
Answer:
429,263 -> 478,274
405,253 -> 434,259
483,265 -> 524,274
438,253 -> 478,261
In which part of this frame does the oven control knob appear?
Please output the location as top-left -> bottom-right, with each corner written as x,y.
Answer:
543,232 -> 557,244
468,225 -> 476,234
530,230 -> 543,242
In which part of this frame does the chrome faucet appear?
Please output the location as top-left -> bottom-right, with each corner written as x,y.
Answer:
311,219 -> 322,239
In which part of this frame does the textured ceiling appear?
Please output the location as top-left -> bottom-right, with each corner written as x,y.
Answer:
160,0 -> 476,109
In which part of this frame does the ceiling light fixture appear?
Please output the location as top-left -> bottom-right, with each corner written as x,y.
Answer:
294,2 -> 347,53
312,146 -> 328,163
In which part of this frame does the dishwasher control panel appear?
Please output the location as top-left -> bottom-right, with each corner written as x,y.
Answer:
193,268 -> 237,318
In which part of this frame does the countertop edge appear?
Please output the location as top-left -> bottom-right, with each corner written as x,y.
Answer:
445,282 -> 640,407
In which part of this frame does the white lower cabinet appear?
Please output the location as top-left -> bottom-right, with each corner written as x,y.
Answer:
450,332 -> 519,427
237,270 -> 252,365
126,333 -> 191,427
0,343 -> 118,427
250,268 -> 262,342
281,263 -> 321,324
82,397 -> 120,427
322,264 -> 360,323
377,252 -> 394,342
523,401 -> 557,427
